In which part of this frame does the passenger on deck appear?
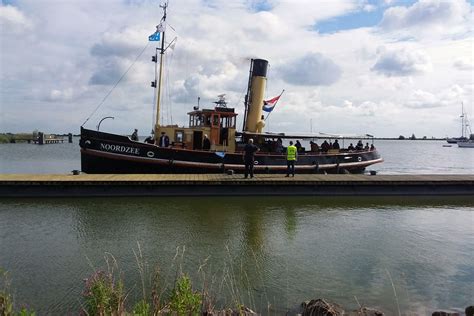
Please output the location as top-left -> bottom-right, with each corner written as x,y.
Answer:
321,140 -> 330,153
333,139 -> 340,150
348,143 -> 355,151
364,142 -> 370,150
144,136 -> 154,144
131,129 -> 138,141
370,144 -> 375,151
356,140 -> 363,150
310,141 -> 319,152
276,138 -> 283,153
159,132 -> 170,147
295,140 -> 302,152
329,141 -> 333,149
202,134 -> 211,150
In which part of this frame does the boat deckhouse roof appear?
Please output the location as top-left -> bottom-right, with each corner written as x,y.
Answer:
237,131 -> 375,140
187,107 -> 238,116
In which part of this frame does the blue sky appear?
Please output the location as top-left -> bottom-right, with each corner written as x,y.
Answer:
315,0 -> 418,33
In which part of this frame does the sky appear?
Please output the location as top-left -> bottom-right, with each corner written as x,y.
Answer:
0,0 -> 473,138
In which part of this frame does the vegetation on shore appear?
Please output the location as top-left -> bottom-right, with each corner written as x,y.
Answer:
1,247 -> 471,315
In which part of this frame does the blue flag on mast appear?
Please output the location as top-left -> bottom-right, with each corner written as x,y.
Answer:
148,32 -> 161,41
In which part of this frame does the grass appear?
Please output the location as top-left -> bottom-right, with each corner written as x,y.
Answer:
4,247 -> 460,315
0,133 -> 36,144
0,269 -> 35,316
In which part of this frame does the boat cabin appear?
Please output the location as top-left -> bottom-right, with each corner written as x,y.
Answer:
156,105 -> 238,152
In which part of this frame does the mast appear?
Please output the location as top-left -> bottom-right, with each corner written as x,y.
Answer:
460,102 -> 465,138
154,2 -> 167,134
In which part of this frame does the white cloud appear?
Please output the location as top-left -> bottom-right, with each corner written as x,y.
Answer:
405,89 -> 444,108
453,58 -> 474,71
371,47 -> 432,77
278,53 -> 342,86
0,5 -> 32,32
0,0 -> 472,138
379,0 -> 473,39
48,89 -> 74,102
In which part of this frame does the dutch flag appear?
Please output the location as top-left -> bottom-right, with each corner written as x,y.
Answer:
262,95 -> 281,112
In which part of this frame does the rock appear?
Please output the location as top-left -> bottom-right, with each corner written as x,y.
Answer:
205,306 -> 258,316
466,306 -> 474,316
301,299 -> 345,316
351,307 -> 384,316
432,312 -> 460,316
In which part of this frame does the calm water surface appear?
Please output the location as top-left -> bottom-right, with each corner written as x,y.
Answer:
0,140 -> 473,314
1,197 -> 473,314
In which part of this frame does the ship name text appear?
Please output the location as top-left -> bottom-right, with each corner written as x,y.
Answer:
100,143 -> 140,155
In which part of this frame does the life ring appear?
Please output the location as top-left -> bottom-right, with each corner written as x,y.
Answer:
357,157 -> 362,162
254,161 -> 259,165
147,151 -> 155,158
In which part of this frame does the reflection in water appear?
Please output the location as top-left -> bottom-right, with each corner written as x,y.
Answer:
0,196 -> 473,314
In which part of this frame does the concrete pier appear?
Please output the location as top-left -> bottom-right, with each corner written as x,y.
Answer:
0,174 -> 473,197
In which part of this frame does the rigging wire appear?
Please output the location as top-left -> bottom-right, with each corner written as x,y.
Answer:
81,42 -> 151,127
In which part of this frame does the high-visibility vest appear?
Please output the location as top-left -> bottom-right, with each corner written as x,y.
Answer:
287,145 -> 297,161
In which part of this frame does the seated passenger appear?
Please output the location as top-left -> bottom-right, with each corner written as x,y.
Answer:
333,139 -> 340,150
310,141 -> 319,152
321,140 -> 330,152
355,140 -> 363,150
348,143 -> 355,151
144,136 -> 154,144
370,144 -> 375,151
364,142 -> 370,150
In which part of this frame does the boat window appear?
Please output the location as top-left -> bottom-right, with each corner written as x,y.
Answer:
175,130 -> 184,143
212,115 -> 219,127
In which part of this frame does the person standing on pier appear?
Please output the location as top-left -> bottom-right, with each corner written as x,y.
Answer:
243,139 -> 259,179
131,129 -> 138,141
286,141 -> 297,177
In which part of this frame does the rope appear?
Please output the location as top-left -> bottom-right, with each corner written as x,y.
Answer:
81,42 -> 150,127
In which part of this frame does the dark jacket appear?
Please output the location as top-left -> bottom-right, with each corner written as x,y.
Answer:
243,144 -> 259,163
203,137 -> 211,150
159,135 -> 170,147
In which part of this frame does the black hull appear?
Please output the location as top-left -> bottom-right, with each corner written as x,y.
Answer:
80,128 -> 383,174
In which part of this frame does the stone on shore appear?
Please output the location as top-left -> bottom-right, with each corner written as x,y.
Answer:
432,312 -> 460,316
350,307 -> 384,316
466,306 -> 474,316
301,299 -> 344,316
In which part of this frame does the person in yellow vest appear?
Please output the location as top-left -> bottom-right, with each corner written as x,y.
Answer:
286,140 -> 297,177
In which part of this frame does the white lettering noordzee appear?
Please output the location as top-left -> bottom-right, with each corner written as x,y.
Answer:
100,143 -> 140,155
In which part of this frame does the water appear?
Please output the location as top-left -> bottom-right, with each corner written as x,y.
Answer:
0,140 -> 473,314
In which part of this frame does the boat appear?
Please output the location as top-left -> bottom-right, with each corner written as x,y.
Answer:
450,104 -> 474,148
447,104 -> 470,144
79,3 -> 383,174
458,140 -> 474,148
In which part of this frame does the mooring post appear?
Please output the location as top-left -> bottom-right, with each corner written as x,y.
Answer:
37,132 -> 44,145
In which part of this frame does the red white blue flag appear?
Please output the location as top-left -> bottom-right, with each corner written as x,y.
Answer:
262,95 -> 281,112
